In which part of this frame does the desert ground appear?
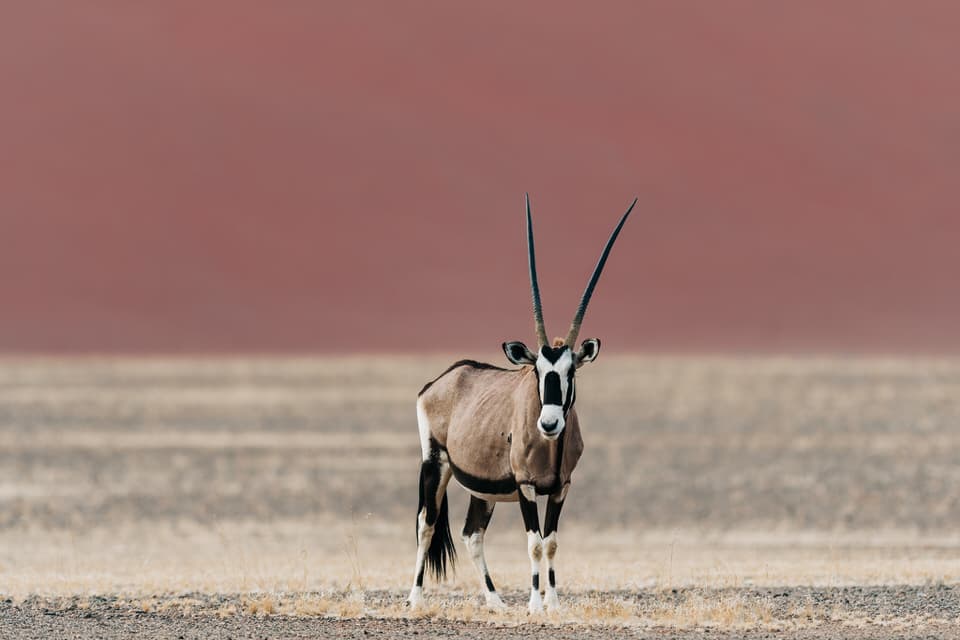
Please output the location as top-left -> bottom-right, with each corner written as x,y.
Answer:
1,355 -> 959,638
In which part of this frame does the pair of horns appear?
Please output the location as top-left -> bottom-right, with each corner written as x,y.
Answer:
526,193 -> 637,349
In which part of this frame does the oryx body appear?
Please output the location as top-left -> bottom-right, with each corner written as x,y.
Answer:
408,195 -> 636,614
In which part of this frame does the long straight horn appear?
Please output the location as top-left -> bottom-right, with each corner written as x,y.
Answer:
526,193 -> 549,348
565,197 -> 638,347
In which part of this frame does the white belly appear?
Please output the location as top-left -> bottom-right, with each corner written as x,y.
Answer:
461,486 -> 519,503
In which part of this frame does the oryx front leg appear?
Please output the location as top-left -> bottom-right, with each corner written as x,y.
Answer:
407,448 -> 453,609
518,484 -> 544,614
542,485 -> 567,612
462,496 -> 505,611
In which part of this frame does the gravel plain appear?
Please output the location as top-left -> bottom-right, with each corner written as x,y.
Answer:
2,586 -> 958,639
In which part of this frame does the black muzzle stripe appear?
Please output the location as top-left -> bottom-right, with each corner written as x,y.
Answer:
543,371 -> 563,406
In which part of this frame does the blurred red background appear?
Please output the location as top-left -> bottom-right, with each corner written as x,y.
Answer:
1,3 -> 958,354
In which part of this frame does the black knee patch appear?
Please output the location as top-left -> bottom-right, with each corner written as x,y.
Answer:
548,568 -> 556,588
518,487 -> 540,534
463,496 -> 494,537
485,574 -> 495,592
532,574 -> 540,590
544,498 -> 564,537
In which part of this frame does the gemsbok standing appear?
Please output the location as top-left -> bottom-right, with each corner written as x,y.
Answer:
408,195 -> 636,613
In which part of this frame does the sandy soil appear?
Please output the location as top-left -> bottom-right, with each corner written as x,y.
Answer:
1,356 -> 960,638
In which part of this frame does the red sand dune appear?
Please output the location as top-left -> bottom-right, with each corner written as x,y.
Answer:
1,3 -> 958,354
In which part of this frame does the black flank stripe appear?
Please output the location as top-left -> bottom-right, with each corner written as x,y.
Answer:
448,458 -> 517,495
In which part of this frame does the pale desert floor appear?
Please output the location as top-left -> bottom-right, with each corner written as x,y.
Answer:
1,356 -> 960,638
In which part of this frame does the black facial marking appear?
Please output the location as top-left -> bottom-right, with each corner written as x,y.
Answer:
540,346 -> 567,364
548,569 -> 556,588
485,574 -> 496,593
563,368 -> 575,412
538,346 -> 576,413
543,371 -> 562,406
532,574 -> 540,590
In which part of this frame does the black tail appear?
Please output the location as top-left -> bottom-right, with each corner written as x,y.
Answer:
426,491 -> 456,580
417,460 -> 456,581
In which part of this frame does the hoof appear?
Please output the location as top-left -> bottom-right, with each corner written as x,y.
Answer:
544,589 -> 561,613
527,589 -> 544,615
407,587 -> 424,610
485,592 -> 507,612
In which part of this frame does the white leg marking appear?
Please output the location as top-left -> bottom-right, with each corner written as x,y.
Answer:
408,508 -> 433,609
463,530 -> 506,611
485,589 -> 507,611
527,530 -> 544,614
407,585 -> 424,609
520,484 -> 537,502
542,532 -> 560,611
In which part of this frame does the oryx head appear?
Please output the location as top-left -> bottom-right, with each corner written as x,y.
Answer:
502,194 -> 636,440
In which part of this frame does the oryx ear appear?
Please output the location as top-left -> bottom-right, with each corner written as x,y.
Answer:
575,338 -> 600,367
502,341 -> 537,365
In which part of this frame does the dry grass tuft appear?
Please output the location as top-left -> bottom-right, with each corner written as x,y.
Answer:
286,595 -> 334,617
278,590 -> 368,618
243,595 -> 277,616
644,593 -> 777,629
569,594 -> 635,622
404,599 -> 487,622
133,599 -> 152,614
216,604 -> 238,618
155,597 -> 203,616
787,597 -> 824,625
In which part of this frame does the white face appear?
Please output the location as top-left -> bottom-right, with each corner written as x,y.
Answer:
534,347 -> 575,440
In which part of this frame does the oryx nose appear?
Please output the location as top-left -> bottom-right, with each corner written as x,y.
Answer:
540,419 -> 559,433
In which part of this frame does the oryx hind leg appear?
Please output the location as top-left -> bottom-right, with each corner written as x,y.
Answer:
542,485 -> 568,612
462,496 -> 506,611
518,484 -> 544,614
408,440 -> 455,609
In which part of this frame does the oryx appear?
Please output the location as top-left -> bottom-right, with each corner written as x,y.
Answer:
408,194 -> 636,613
